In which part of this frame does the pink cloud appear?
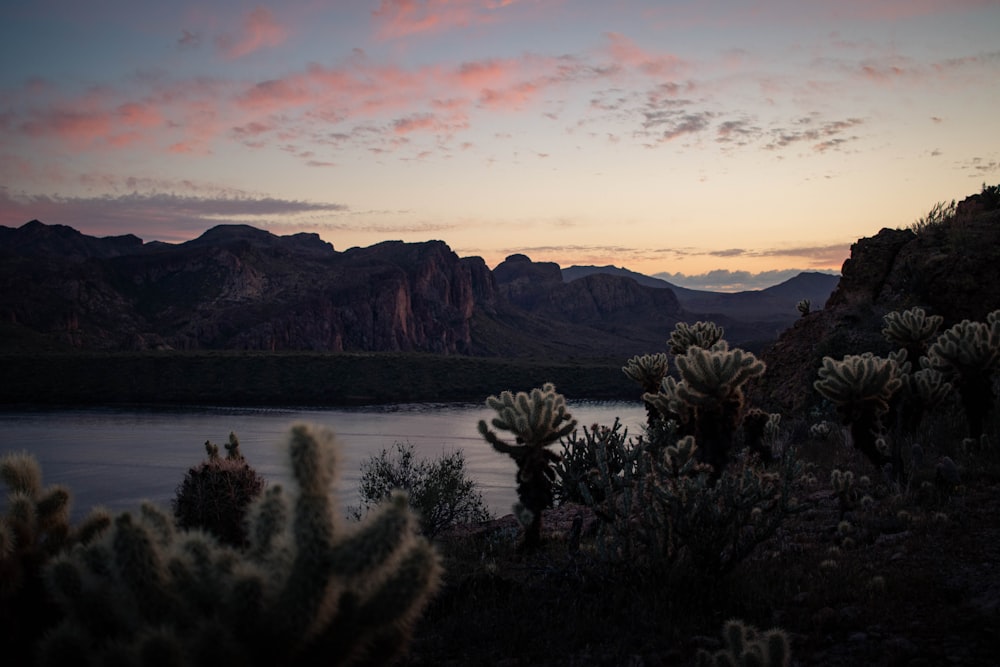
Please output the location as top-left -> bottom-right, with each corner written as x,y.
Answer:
216,7 -> 289,59
604,32 -> 685,78
372,0 -> 519,39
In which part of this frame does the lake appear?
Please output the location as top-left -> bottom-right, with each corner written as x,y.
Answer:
0,400 -> 647,520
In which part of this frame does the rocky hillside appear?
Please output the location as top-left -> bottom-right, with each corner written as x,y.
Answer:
750,185 -> 1000,415
0,220 -> 824,358
563,264 -> 838,344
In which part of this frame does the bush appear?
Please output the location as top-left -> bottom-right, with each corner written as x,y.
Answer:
350,442 -> 492,539
553,418 -> 631,506
568,421 -> 801,576
172,432 -> 266,548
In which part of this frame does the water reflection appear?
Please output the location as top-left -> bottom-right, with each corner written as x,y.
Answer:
0,400 -> 646,520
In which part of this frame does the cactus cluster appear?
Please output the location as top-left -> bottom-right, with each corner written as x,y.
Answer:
696,619 -> 791,667
882,307 -> 943,361
172,432 -> 266,548
38,424 -> 442,667
668,320 -> 725,356
478,383 -> 577,550
645,339 -> 766,472
924,313 -> 1000,438
1,452 -> 112,665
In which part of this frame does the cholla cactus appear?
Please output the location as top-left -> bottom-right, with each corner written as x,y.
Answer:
624,353 -> 672,426
623,353 -> 670,392
814,353 -> 902,469
882,307 -> 943,360
38,424 -> 442,667
925,316 -> 1000,438
1,452 -> 111,666
478,383 -> 577,550
172,433 -> 266,548
672,342 -> 766,471
643,375 -> 692,429
696,619 -> 791,667
742,408 -> 780,464
668,321 -> 725,356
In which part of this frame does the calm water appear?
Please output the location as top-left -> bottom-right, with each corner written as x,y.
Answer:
0,401 -> 646,519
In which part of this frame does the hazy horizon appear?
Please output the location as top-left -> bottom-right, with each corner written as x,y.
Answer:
2,1 -> 996,281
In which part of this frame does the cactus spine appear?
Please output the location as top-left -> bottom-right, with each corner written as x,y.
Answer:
478,383 -> 577,550
38,423 -> 442,667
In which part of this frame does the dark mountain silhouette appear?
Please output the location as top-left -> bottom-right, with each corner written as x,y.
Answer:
0,219 -> 823,358
563,264 -> 839,344
749,185 -> 1000,416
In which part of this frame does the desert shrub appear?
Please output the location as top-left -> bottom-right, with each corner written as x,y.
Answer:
350,442 -> 492,539
571,423 -> 801,576
553,418 -> 631,506
909,199 -> 957,236
172,432 -> 266,548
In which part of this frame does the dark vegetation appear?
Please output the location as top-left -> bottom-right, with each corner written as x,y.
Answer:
0,351 -> 634,406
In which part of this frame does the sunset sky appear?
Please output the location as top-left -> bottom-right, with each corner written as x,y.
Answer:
2,1 -> 998,290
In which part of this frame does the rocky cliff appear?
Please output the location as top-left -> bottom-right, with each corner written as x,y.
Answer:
749,186 -> 1000,416
2,220 -> 829,358
0,225 -> 483,354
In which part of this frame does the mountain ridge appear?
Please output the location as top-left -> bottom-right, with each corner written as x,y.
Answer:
0,220 -> 825,357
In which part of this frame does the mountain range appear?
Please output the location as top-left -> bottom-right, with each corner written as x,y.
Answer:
0,220 -> 838,358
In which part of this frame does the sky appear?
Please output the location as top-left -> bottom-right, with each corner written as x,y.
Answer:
1,1 -> 998,291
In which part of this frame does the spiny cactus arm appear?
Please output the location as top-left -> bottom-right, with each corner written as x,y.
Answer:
477,419 -> 522,457
642,376 -> 691,422
246,484 -> 290,561
668,321 -> 725,355
676,346 -> 765,403
306,538 -> 443,667
225,432 -> 244,461
814,354 -> 901,411
276,424 -> 341,632
75,508 -> 113,545
1,451 -> 43,496
928,320 -> 1000,374
481,383 -> 577,449
907,367 -> 953,406
882,307 -> 943,348
204,440 -> 220,461
622,353 -> 671,392
111,511 -> 178,622
327,492 -> 415,578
